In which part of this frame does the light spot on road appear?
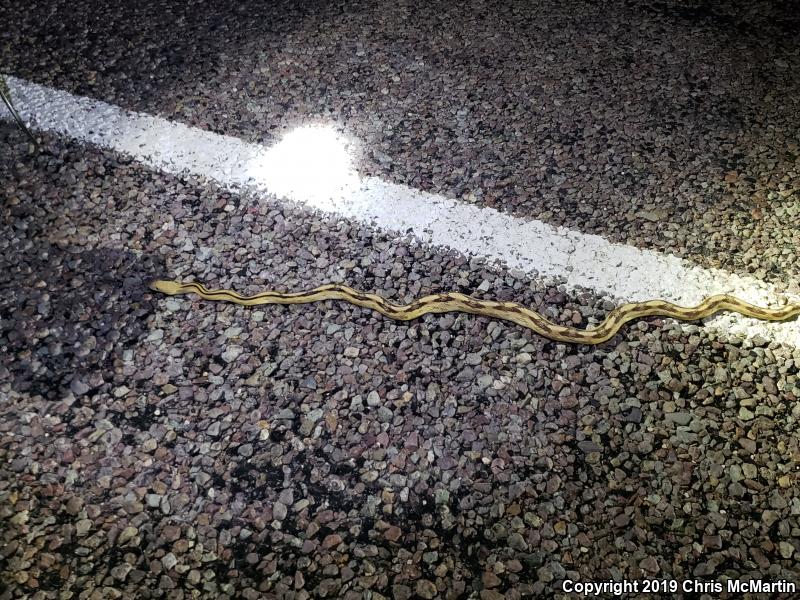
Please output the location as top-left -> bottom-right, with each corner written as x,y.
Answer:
247,125 -> 360,210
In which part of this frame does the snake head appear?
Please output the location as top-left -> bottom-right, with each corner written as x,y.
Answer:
149,279 -> 184,295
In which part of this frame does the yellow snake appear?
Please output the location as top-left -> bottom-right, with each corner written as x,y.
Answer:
149,279 -> 800,345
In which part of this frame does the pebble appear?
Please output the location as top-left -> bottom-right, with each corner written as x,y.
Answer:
118,527 -> 138,545
221,345 -> 244,363
384,526 -> 402,542
273,502 -> 288,521
111,563 -> 132,581
237,443 -> 254,457
75,519 -> 92,536
65,496 -> 84,516
415,580 -> 438,599
70,378 -> 91,396
162,553 -> 178,570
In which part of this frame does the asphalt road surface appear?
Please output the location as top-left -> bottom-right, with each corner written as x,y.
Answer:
1,1 -> 799,598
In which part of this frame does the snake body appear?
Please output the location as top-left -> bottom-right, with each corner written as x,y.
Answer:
149,279 -> 800,345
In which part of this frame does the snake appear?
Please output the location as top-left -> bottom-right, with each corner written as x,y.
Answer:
149,279 -> 800,345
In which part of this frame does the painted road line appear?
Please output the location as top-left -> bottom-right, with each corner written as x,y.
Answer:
3,74 -> 799,347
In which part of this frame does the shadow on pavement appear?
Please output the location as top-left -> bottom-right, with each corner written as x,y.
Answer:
0,239 -> 164,399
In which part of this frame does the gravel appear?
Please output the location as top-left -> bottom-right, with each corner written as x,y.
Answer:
1,127 -> 798,597
2,0 -> 800,596
2,0 -> 798,290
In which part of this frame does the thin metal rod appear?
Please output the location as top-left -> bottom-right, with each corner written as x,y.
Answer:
0,84 -> 39,147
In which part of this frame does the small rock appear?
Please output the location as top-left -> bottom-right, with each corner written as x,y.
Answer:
221,346 -> 244,363
536,565 -> 554,582
508,532 -> 528,551
640,556 -> 659,573
779,542 -> 795,559
665,412 -> 692,426
273,502 -> 288,521
162,553 -> 178,570
577,440 -> 602,453
70,378 -> 90,396
738,407 -> 755,421
238,443 -> 254,458
111,563 -> 132,581
392,585 -> 412,600
75,519 -> 92,536
118,526 -> 138,545
65,496 -> 84,516
482,571 -> 501,588
415,579 -> 438,599
384,526 -> 402,542
162,525 -> 181,542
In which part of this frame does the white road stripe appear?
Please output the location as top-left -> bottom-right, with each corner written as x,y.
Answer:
3,75 -> 799,347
